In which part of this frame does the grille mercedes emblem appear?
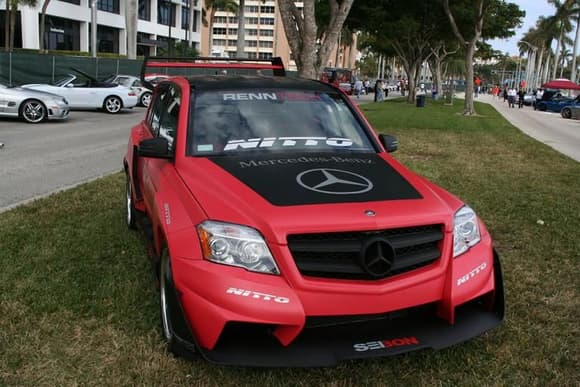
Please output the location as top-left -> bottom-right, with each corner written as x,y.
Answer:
359,237 -> 395,278
296,168 -> 373,195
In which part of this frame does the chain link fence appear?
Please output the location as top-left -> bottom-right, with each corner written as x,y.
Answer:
0,52 -> 142,86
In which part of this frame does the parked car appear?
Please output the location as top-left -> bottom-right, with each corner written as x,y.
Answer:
124,57 -> 504,367
101,74 -> 152,107
534,91 -> 578,113
0,81 -> 69,123
559,96 -> 580,118
523,93 -> 535,106
21,68 -> 138,114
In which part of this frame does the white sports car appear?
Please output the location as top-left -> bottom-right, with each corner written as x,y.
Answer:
22,69 -> 138,114
101,74 -> 152,107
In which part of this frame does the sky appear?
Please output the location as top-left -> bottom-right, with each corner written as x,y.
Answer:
489,0 -> 556,56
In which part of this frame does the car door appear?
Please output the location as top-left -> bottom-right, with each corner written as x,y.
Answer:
140,83 -> 181,218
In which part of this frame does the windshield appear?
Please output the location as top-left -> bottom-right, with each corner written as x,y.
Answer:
53,75 -> 74,87
189,89 -> 375,156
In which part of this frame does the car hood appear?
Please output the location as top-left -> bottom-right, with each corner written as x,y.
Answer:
178,152 -> 461,244
13,86 -> 66,99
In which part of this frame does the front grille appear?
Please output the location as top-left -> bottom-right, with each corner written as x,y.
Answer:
287,224 -> 443,280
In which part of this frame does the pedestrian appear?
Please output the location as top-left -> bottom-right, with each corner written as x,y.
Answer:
518,88 -> 525,108
354,79 -> 363,98
507,87 -> 517,108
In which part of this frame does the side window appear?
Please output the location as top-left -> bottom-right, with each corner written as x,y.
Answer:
158,85 -> 181,148
148,85 -> 168,137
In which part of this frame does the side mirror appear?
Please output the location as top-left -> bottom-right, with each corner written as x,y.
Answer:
138,137 -> 172,159
66,84 -> 74,88
378,134 -> 399,153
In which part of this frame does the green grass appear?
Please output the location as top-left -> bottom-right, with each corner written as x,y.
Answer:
1,98 -> 579,386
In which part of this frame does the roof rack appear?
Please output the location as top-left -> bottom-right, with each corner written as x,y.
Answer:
140,56 -> 286,90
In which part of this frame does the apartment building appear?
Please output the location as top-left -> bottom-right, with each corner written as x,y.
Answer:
0,0 -> 202,56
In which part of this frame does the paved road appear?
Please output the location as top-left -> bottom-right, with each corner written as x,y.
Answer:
461,93 -> 580,162
0,108 -> 145,211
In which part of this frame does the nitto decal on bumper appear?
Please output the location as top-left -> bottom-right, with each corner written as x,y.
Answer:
353,337 -> 420,352
226,287 -> 290,303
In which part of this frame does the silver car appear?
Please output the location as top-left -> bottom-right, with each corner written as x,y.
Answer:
102,74 -> 152,107
0,82 -> 69,123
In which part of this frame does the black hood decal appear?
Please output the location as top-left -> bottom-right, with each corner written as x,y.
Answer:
209,153 -> 422,206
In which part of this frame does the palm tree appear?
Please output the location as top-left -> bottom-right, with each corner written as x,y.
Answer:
566,0 -> 580,82
548,0 -> 575,80
204,0 -> 238,57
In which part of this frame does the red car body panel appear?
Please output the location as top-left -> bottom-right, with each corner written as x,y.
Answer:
124,59 -> 503,366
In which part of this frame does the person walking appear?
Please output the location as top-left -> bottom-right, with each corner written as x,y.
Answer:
507,87 -> 517,108
517,88 -> 525,108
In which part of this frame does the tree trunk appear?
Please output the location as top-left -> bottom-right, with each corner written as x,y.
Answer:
543,54 -> 551,84
535,47 -> 544,89
125,0 -> 138,59
463,42 -> 476,115
278,0 -> 354,79
188,0 -> 194,48
9,1 -> 16,52
39,0 -> 51,53
236,0 -> 245,58
207,8 -> 216,56
571,14 -> 580,83
4,2 -> 9,52
552,27 -> 563,80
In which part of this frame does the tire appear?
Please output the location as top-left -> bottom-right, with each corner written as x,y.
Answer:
125,174 -> 137,230
140,91 -> 152,107
20,99 -> 47,123
561,107 -> 572,119
159,249 -> 197,359
103,96 -> 122,114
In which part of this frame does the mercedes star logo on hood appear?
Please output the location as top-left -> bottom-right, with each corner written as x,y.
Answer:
296,168 -> 374,195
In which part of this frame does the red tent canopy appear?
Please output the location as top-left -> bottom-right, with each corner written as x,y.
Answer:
541,78 -> 580,90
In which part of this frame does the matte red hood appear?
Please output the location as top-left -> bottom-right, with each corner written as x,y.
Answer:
177,153 -> 461,244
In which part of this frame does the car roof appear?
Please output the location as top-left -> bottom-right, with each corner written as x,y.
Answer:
181,75 -> 337,93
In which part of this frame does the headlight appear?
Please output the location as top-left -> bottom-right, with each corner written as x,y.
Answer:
453,205 -> 481,257
197,220 -> 280,275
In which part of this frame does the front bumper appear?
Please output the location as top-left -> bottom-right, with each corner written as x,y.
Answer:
169,249 -> 504,367
47,104 -> 70,120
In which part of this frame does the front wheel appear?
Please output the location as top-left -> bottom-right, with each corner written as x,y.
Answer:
561,107 -> 572,119
159,249 -> 197,359
140,91 -> 152,107
20,99 -> 47,123
125,174 -> 137,230
103,96 -> 122,114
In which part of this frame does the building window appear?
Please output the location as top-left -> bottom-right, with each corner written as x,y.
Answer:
227,39 -> 237,46
158,1 -> 176,27
42,15 -> 80,51
259,17 -> 274,25
245,40 -> 257,47
97,0 -> 119,14
259,29 -> 273,37
245,17 -> 258,25
213,27 -> 226,35
260,6 -> 274,13
259,40 -> 273,48
228,16 -> 237,23
228,28 -> 237,35
247,52 -> 257,59
181,6 -> 189,29
246,29 -> 258,36
97,25 -> 119,53
258,52 -> 272,59
213,39 -> 226,46
214,16 -> 227,24
138,0 -> 150,21
58,0 -> 81,5
245,5 -> 258,12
